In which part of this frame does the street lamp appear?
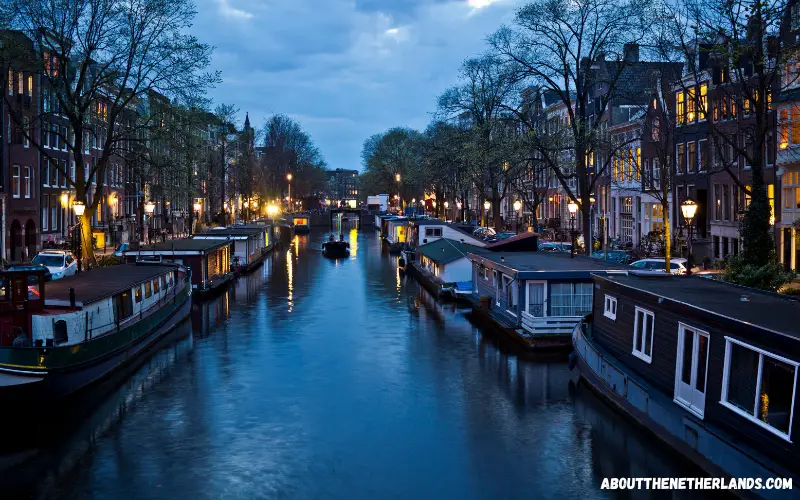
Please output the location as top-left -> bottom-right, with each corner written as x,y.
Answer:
681,198 -> 698,276
484,200 -> 491,228
513,200 -> 522,234
144,201 -> 156,245
568,200 -> 579,258
287,173 -> 293,212
72,201 -> 86,272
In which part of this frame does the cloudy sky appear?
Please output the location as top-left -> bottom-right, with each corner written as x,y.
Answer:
192,0 -> 525,170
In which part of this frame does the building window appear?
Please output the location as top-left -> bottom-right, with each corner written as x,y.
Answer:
677,144 -> 685,174
12,165 -> 20,198
721,337 -> 798,441
7,69 -> 12,95
698,139 -> 707,171
42,195 -> 49,231
699,84 -> 707,120
549,282 -> 593,317
135,286 -> 142,303
686,87 -> 696,122
153,278 -> 160,294
632,306 -> 655,363
424,227 -> 442,238
144,281 -> 152,298
27,75 -> 32,97
23,166 -> 31,198
714,184 -> 722,221
603,295 -> 617,320
687,142 -> 696,173
676,91 -> 685,124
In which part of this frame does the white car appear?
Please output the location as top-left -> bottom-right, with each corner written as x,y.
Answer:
32,250 -> 78,280
629,258 -> 695,275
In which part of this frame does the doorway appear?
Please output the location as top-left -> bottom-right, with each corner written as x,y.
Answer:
674,323 -> 710,418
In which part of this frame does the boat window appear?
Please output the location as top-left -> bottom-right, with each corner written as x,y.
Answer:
721,338 -> 798,441
603,295 -> 617,320
161,274 -> 167,290
153,278 -> 160,294
632,307 -> 655,363
144,281 -> 152,298
425,227 -> 442,237
549,283 -> 593,317
135,286 -> 142,303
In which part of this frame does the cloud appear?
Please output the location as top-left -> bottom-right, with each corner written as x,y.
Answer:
217,0 -> 254,20
193,0 -> 526,170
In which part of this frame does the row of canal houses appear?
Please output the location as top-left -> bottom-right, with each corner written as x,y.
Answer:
386,213 -> 800,495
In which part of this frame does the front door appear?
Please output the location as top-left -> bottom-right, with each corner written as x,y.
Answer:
674,324 -> 710,417
527,282 -> 546,317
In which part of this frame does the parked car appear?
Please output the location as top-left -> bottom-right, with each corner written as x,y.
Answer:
113,243 -> 131,257
32,250 -> 77,280
629,258 -> 696,275
494,231 -> 516,240
591,250 -> 632,264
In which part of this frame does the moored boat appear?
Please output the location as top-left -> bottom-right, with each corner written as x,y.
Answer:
322,235 -> 350,258
192,225 -> 271,274
122,239 -> 234,299
0,263 -> 191,405
292,216 -> 311,234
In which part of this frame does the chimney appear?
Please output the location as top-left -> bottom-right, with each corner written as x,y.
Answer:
623,43 -> 639,63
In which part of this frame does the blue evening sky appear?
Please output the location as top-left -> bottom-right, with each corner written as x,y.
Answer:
194,0 -> 525,170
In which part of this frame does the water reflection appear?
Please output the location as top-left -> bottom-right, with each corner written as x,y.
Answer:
3,232 -> 703,499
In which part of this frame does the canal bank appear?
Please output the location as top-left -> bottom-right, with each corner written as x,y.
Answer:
2,230 -> 703,499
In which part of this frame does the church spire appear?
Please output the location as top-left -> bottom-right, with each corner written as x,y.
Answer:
244,112 -> 251,131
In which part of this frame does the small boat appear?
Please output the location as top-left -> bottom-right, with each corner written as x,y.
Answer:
322,234 -> 350,258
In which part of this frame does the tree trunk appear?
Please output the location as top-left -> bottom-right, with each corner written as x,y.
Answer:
492,195 -> 502,230
79,213 -> 94,266
663,200 -> 671,273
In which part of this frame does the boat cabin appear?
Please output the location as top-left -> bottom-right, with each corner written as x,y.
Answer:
292,216 -> 310,234
417,239 -> 481,285
411,220 -> 486,248
0,264 -> 182,348
385,217 -> 409,245
123,239 -> 233,292
193,226 -> 270,271
585,273 -> 800,478
468,251 -> 626,337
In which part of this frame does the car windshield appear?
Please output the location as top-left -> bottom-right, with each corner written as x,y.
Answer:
33,254 -> 65,267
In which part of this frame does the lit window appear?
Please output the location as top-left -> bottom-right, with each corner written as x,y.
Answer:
721,338 -> 798,441
632,306 -> 654,363
699,84 -> 707,119
676,91 -> 685,124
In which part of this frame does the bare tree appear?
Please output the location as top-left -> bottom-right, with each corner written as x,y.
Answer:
490,0 -> 654,254
4,0 -> 217,262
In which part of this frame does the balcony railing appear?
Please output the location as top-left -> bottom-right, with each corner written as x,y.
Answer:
521,310 -> 583,337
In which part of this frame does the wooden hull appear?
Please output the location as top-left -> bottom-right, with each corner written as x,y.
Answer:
0,280 -> 192,405
193,272 -> 236,300
232,246 -> 271,275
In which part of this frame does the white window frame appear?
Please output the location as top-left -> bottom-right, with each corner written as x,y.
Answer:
632,306 -> 655,363
720,336 -> 798,442
23,166 -> 31,198
11,165 -> 20,198
603,295 -> 617,320
502,274 -> 517,316
42,194 -> 49,231
673,323 -> 710,419
494,271 -> 501,306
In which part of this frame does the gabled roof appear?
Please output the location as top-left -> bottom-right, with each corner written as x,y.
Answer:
418,239 -> 482,265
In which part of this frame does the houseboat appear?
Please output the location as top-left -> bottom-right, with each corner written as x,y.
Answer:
123,239 -> 234,298
467,251 -> 626,351
411,220 -> 486,248
0,264 -> 191,404
572,273 -> 800,497
192,226 -> 271,274
409,239 -> 481,300
292,215 -> 311,234
383,217 -> 409,254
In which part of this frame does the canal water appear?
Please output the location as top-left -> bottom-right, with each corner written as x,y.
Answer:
3,228 -> 702,499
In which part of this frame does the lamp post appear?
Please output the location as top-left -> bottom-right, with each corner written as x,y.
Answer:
144,200 -> 156,245
681,197 -> 698,276
484,200 -> 491,228
72,201 -> 85,272
568,200 -> 578,258
286,173 -> 293,213
513,200 -> 522,234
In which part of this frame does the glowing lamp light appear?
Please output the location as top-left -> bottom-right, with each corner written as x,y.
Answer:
72,201 -> 86,217
456,201 -> 462,210
267,204 -> 279,216
395,173 -> 401,182
412,198 -> 416,203
513,200 -> 522,211
144,201 -> 156,215
60,193 -> 69,208
287,173 -> 293,181
432,200 -> 437,208
444,201 -> 449,209
681,197 -> 698,223
483,200 -> 491,211
567,201 -> 578,215
193,202 -> 202,212
348,199 -> 357,209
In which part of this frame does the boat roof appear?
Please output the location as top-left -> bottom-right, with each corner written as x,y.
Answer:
418,239 -> 482,264
45,264 -> 178,305
468,251 -> 628,279
595,273 -> 800,339
195,226 -> 265,236
130,239 -> 231,253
